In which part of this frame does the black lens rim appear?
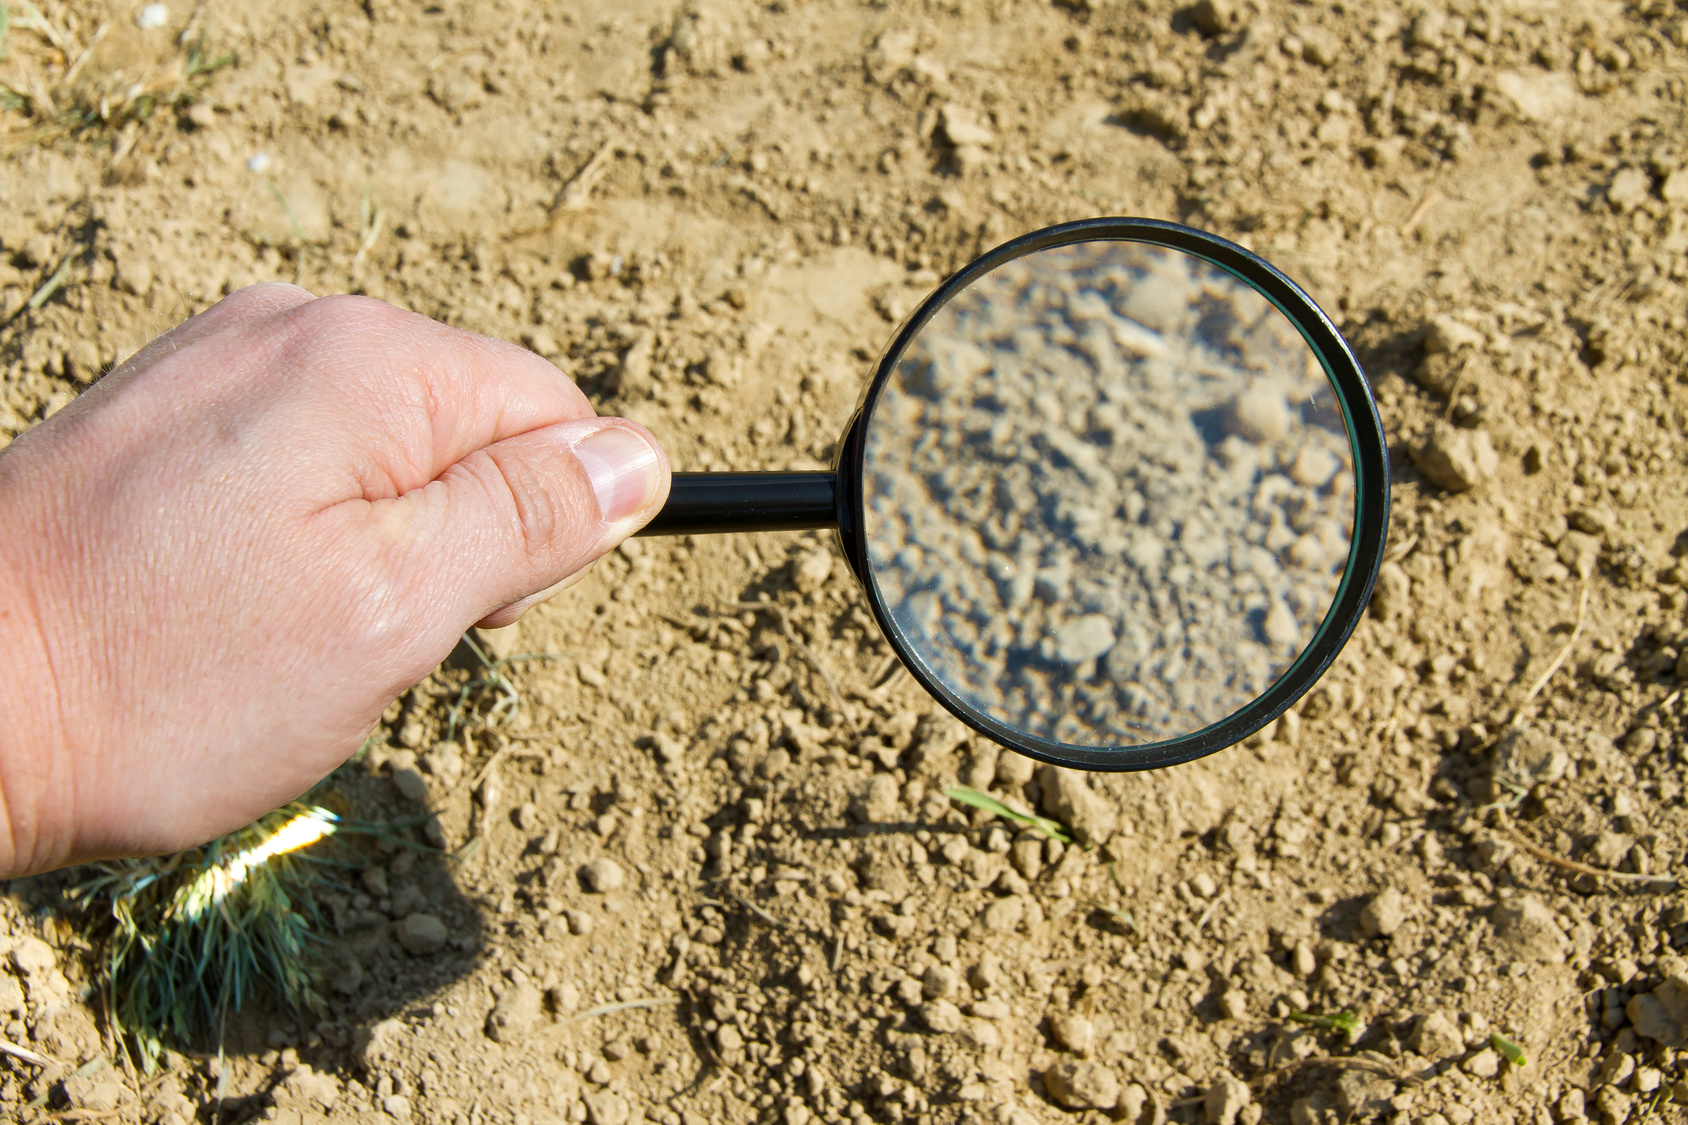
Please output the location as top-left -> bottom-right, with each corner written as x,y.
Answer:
839,217 -> 1390,773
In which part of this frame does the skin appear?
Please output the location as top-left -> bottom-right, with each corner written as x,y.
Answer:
0,284 -> 671,877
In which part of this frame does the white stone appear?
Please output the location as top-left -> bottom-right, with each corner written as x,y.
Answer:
581,858 -> 625,893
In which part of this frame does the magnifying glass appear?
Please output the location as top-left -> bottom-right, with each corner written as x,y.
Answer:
634,217 -> 1388,773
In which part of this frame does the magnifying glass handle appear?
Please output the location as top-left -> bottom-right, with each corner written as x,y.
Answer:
636,471 -> 839,537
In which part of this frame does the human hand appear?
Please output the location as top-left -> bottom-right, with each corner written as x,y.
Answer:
0,284 -> 669,876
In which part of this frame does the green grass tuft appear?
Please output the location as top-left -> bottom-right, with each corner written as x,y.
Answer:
68,803 -> 346,1072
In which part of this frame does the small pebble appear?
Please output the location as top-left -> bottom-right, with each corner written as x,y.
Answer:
922,964 -> 958,1001
391,767 -> 428,803
395,913 -> 448,956
582,858 -> 625,893
792,548 -> 833,592
1042,1059 -> 1119,1110
1359,887 -> 1405,937
1049,1012 -> 1094,1054
136,3 -> 169,29
247,152 -> 272,173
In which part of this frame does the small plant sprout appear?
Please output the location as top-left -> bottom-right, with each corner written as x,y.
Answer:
1290,1010 -> 1366,1042
1491,1032 -> 1528,1067
943,785 -> 1073,844
1079,861 -> 1139,933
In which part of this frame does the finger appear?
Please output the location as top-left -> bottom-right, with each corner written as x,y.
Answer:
475,566 -> 594,630
371,417 -> 670,628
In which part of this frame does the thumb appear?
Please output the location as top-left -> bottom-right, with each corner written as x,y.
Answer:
401,418 -> 670,629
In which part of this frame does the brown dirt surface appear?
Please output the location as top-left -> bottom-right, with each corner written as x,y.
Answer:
5,0 -> 1688,1123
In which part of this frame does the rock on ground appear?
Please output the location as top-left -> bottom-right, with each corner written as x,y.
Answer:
1205,1072 -> 1251,1125
1038,765 -> 1116,846
1488,725 -> 1570,795
1409,1010 -> 1466,1059
1422,313 -> 1484,354
919,999 -> 962,1032
1359,887 -> 1405,937
1042,1059 -> 1120,1110
1048,1011 -> 1094,1054
858,774 -> 900,823
395,913 -> 448,956
1628,976 -> 1688,1047
1335,1070 -> 1395,1117
1491,895 -> 1567,963
792,548 -> 833,593
581,858 -> 625,892
583,1090 -> 630,1125
1412,423 -> 1499,493
913,965 -> 952,1002
485,980 -> 543,1042
353,1017 -> 406,1071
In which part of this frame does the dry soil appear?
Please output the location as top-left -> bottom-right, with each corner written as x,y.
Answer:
5,1 -> 1688,1124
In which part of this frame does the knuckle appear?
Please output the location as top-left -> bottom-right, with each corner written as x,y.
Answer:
294,292 -> 406,335
483,445 -> 563,558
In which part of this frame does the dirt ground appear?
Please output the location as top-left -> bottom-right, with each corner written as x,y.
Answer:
5,0 -> 1688,1122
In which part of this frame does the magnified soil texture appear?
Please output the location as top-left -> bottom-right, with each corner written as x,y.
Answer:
864,240 -> 1352,749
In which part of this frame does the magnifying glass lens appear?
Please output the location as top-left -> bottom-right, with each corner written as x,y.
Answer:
861,240 -> 1356,750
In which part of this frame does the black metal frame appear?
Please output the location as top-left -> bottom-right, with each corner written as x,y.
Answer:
834,217 -> 1390,772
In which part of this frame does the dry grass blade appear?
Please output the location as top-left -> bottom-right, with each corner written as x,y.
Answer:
943,785 -> 1073,844
469,730 -> 548,792
734,894 -> 785,928
557,996 -> 679,1028
0,1033 -> 55,1067
1510,582 -> 1590,727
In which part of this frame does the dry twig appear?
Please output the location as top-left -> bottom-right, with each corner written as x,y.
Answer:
1194,888 -> 1231,933
1502,824 -> 1677,890
469,731 -> 548,792
555,140 -> 619,212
